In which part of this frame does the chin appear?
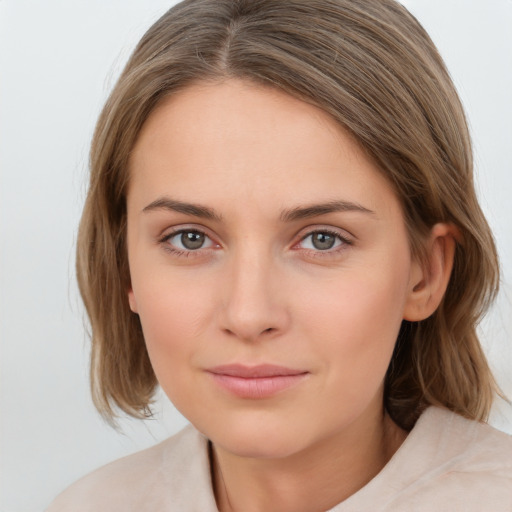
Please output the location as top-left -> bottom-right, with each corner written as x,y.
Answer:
201,410 -> 317,460
217,431 -> 307,460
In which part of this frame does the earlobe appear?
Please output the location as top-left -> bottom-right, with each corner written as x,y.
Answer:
128,288 -> 138,313
403,223 -> 459,322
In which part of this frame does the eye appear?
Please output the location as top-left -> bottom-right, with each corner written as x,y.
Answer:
298,230 -> 348,251
163,229 -> 216,252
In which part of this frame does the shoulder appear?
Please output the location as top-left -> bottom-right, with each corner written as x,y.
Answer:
422,406 -> 512,472
337,407 -> 512,512
388,407 -> 512,511
46,424 -> 218,512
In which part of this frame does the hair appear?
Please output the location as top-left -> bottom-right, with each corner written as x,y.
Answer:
77,0 -> 500,430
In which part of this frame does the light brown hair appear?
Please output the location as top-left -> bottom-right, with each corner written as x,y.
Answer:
77,0 -> 500,429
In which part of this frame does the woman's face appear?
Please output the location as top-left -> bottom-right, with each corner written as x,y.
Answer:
126,79 -> 421,458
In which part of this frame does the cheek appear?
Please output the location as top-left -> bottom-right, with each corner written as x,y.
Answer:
294,265 -> 409,398
131,271 -> 216,389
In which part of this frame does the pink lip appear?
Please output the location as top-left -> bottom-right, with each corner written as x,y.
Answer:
206,364 -> 309,399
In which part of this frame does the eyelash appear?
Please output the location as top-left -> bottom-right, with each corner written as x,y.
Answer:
296,229 -> 352,255
158,227 -> 352,258
159,228 -> 218,257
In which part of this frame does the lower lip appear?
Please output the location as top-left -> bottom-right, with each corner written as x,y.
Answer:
207,373 -> 309,399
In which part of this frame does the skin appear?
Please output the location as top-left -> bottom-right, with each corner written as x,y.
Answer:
126,79 -> 456,512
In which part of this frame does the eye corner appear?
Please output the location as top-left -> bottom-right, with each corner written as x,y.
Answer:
293,227 -> 353,254
158,226 -> 221,257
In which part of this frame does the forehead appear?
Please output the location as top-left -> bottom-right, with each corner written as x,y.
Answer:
127,79 -> 400,219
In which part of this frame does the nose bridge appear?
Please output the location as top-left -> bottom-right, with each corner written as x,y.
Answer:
220,240 -> 287,341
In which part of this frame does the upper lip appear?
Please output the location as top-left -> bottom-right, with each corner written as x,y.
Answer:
206,364 -> 308,378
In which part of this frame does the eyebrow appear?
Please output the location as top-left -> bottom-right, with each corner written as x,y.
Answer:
142,197 -> 222,221
142,197 -> 374,222
280,200 -> 375,222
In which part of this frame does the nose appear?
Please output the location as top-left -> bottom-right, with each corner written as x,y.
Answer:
219,246 -> 290,342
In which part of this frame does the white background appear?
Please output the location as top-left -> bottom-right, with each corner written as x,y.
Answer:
1,1 -> 511,511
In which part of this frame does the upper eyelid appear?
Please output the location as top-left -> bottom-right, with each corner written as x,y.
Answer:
295,231 -> 351,250
159,224 -> 214,241
295,225 -> 354,242
166,224 -> 229,255
159,227 -> 218,254
300,228 -> 348,239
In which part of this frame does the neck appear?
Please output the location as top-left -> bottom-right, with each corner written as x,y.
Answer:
210,405 -> 407,512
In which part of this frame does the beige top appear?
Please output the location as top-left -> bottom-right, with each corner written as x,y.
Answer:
47,407 -> 512,511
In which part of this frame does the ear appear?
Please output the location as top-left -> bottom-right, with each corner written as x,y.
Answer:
403,223 -> 459,322
127,288 -> 138,313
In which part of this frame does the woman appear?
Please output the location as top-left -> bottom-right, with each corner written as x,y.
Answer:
48,0 -> 512,510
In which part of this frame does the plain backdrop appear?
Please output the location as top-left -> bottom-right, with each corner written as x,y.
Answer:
1,1 -> 511,511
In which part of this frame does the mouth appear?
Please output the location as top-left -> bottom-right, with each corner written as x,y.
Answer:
205,364 -> 310,399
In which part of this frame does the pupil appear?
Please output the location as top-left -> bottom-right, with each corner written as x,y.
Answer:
181,231 -> 204,250
312,232 -> 335,250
